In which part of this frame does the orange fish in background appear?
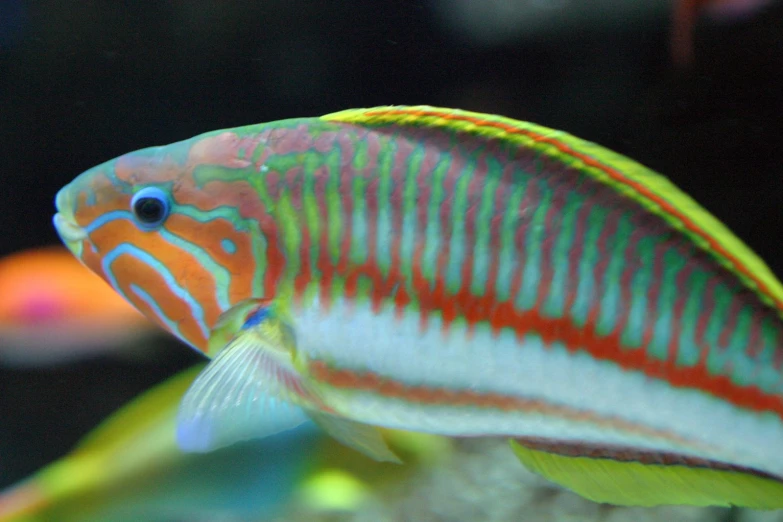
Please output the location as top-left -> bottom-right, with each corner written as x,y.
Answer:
0,246 -> 157,366
671,0 -> 774,66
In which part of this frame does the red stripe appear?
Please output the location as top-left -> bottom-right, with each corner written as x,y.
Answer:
335,133 -> 356,295
666,263 -> 696,365
308,360 -> 695,444
286,167 -> 311,304
534,179 -> 565,312
585,207 -> 622,339
613,230 -> 641,341
563,200 -> 592,320
412,146 -> 439,331
431,148 -> 463,331
458,161 -> 483,335
693,276 -> 717,369
483,164 -> 511,336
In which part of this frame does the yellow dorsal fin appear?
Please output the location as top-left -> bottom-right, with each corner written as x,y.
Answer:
323,105 -> 783,320
510,438 -> 783,509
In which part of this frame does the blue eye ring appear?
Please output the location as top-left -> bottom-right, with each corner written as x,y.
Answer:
130,187 -> 170,230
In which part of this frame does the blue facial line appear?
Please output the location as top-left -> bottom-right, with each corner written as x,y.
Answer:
85,210 -> 133,233
102,243 -> 209,340
129,283 -> 186,345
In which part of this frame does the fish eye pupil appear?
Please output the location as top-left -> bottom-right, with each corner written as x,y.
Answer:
130,187 -> 170,229
135,198 -> 163,222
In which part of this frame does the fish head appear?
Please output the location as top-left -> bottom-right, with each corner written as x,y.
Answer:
53,132 -> 269,353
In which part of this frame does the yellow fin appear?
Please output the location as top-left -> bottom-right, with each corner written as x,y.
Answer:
509,439 -> 783,509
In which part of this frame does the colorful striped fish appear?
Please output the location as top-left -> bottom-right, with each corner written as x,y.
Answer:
53,106 -> 783,508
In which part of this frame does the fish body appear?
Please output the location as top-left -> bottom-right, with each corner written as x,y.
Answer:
53,106 -> 783,507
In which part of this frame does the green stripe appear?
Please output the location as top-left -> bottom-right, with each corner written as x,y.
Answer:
325,143 -> 343,266
496,180 -> 527,302
275,190 -> 301,291
350,175 -> 369,266
445,153 -> 473,295
422,152 -> 451,288
647,249 -> 686,362
596,213 -> 634,336
303,151 -> 321,282
675,270 -> 709,367
516,179 -> 551,312
375,138 -> 396,279
401,143 -> 425,300
621,236 -> 656,349
543,191 -> 582,319
470,156 -> 501,297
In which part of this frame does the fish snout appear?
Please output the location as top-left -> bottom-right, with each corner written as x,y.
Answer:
53,186 -> 86,256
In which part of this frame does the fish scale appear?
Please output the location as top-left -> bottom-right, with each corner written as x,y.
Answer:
53,106 -> 783,507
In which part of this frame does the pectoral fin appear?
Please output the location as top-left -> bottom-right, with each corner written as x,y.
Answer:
311,412 -> 402,464
176,299 -> 313,453
510,438 -> 783,509
176,333 -> 311,452
177,298 -> 402,464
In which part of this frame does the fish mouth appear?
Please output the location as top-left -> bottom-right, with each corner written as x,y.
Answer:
53,187 -> 87,256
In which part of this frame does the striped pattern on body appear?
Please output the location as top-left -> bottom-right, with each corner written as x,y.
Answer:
68,107 -> 783,462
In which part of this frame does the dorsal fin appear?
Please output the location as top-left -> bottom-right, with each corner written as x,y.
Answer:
323,105 -> 783,320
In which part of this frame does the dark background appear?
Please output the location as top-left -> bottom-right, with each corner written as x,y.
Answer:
0,0 -> 782,491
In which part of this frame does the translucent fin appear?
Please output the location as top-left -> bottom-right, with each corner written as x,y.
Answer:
311,412 -> 402,464
510,439 -> 783,509
176,333 -> 309,453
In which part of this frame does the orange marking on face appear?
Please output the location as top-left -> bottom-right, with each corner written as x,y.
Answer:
166,214 -> 258,303
82,219 -> 222,344
104,250 -> 209,350
74,190 -> 131,227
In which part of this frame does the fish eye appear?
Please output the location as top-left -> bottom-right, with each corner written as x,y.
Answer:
131,187 -> 170,230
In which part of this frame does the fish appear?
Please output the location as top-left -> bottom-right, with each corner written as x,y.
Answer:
0,246 -> 156,366
0,363 -> 450,522
53,105 -> 783,508
670,0 -> 773,66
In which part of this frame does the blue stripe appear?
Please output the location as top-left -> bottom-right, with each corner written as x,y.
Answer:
86,207 -> 232,319
85,210 -> 133,233
102,243 -> 209,342
159,229 -> 232,312
130,283 -> 184,341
